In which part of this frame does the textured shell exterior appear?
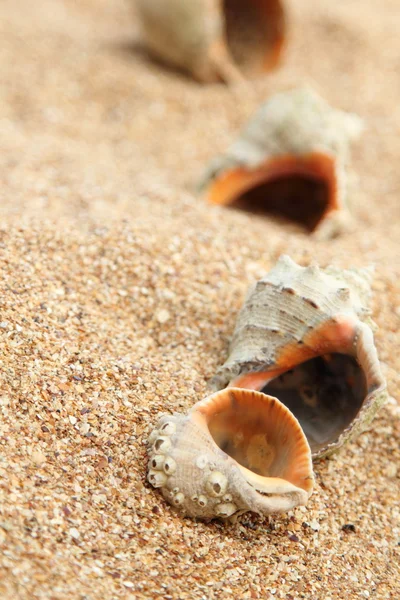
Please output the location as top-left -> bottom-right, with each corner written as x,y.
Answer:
200,88 -> 363,236
134,0 -> 285,83
135,0 -> 220,81
147,388 -> 313,520
210,255 -> 387,458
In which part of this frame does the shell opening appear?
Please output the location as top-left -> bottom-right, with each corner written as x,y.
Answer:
198,389 -> 312,494
233,353 -> 369,454
208,153 -> 337,232
223,0 -> 285,75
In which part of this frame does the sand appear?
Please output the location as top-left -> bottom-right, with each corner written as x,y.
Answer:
0,0 -> 399,598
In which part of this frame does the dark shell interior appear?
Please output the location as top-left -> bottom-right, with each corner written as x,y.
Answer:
207,154 -> 337,233
258,353 -> 368,453
223,0 -> 285,75
233,174 -> 329,231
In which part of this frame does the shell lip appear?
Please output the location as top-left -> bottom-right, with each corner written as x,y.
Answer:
236,465 -> 312,497
204,152 -> 339,232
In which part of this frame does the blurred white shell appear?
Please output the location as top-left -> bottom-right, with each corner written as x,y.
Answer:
134,0 -> 286,83
147,388 -> 313,519
200,88 -> 363,237
211,255 -> 387,458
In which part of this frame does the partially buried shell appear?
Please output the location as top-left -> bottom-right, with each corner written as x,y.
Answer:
134,0 -> 286,83
200,88 -> 363,237
147,388 -> 313,519
211,255 -> 388,458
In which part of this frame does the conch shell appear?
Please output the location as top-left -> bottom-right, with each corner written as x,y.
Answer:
134,0 -> 286,83
200,88 -> 363,237
147,388 -> 313,519
211,255 -> 387,458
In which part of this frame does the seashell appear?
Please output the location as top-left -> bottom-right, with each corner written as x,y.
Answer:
134,0 -> 286,83
147,388 -> 313,519
210,255 -> 388,458
200,88 -> 363,237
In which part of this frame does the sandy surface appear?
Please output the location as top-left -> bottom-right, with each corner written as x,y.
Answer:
0,0 -> 399,598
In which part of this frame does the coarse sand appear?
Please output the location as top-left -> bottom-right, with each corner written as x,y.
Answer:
0,0 -> 399,598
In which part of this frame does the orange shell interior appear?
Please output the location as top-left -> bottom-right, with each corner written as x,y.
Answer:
223,0 -> 286,75
196,388 -> 313,493
206,152 -> 338,232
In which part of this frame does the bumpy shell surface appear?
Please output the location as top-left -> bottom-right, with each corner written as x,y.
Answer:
211,255 -> 387,457
134,0 -> 285,83
200,88 -> 363,236
147,388 -> 313,519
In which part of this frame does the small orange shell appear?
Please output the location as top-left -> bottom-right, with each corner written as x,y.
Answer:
134,0 -> 286,83
147,388 -> 313,519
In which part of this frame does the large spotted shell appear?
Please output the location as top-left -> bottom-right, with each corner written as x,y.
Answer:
210,255 -> 388,458
200,88 -> 363,237
147,388 -> 313,520
134,0 -> 285,83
